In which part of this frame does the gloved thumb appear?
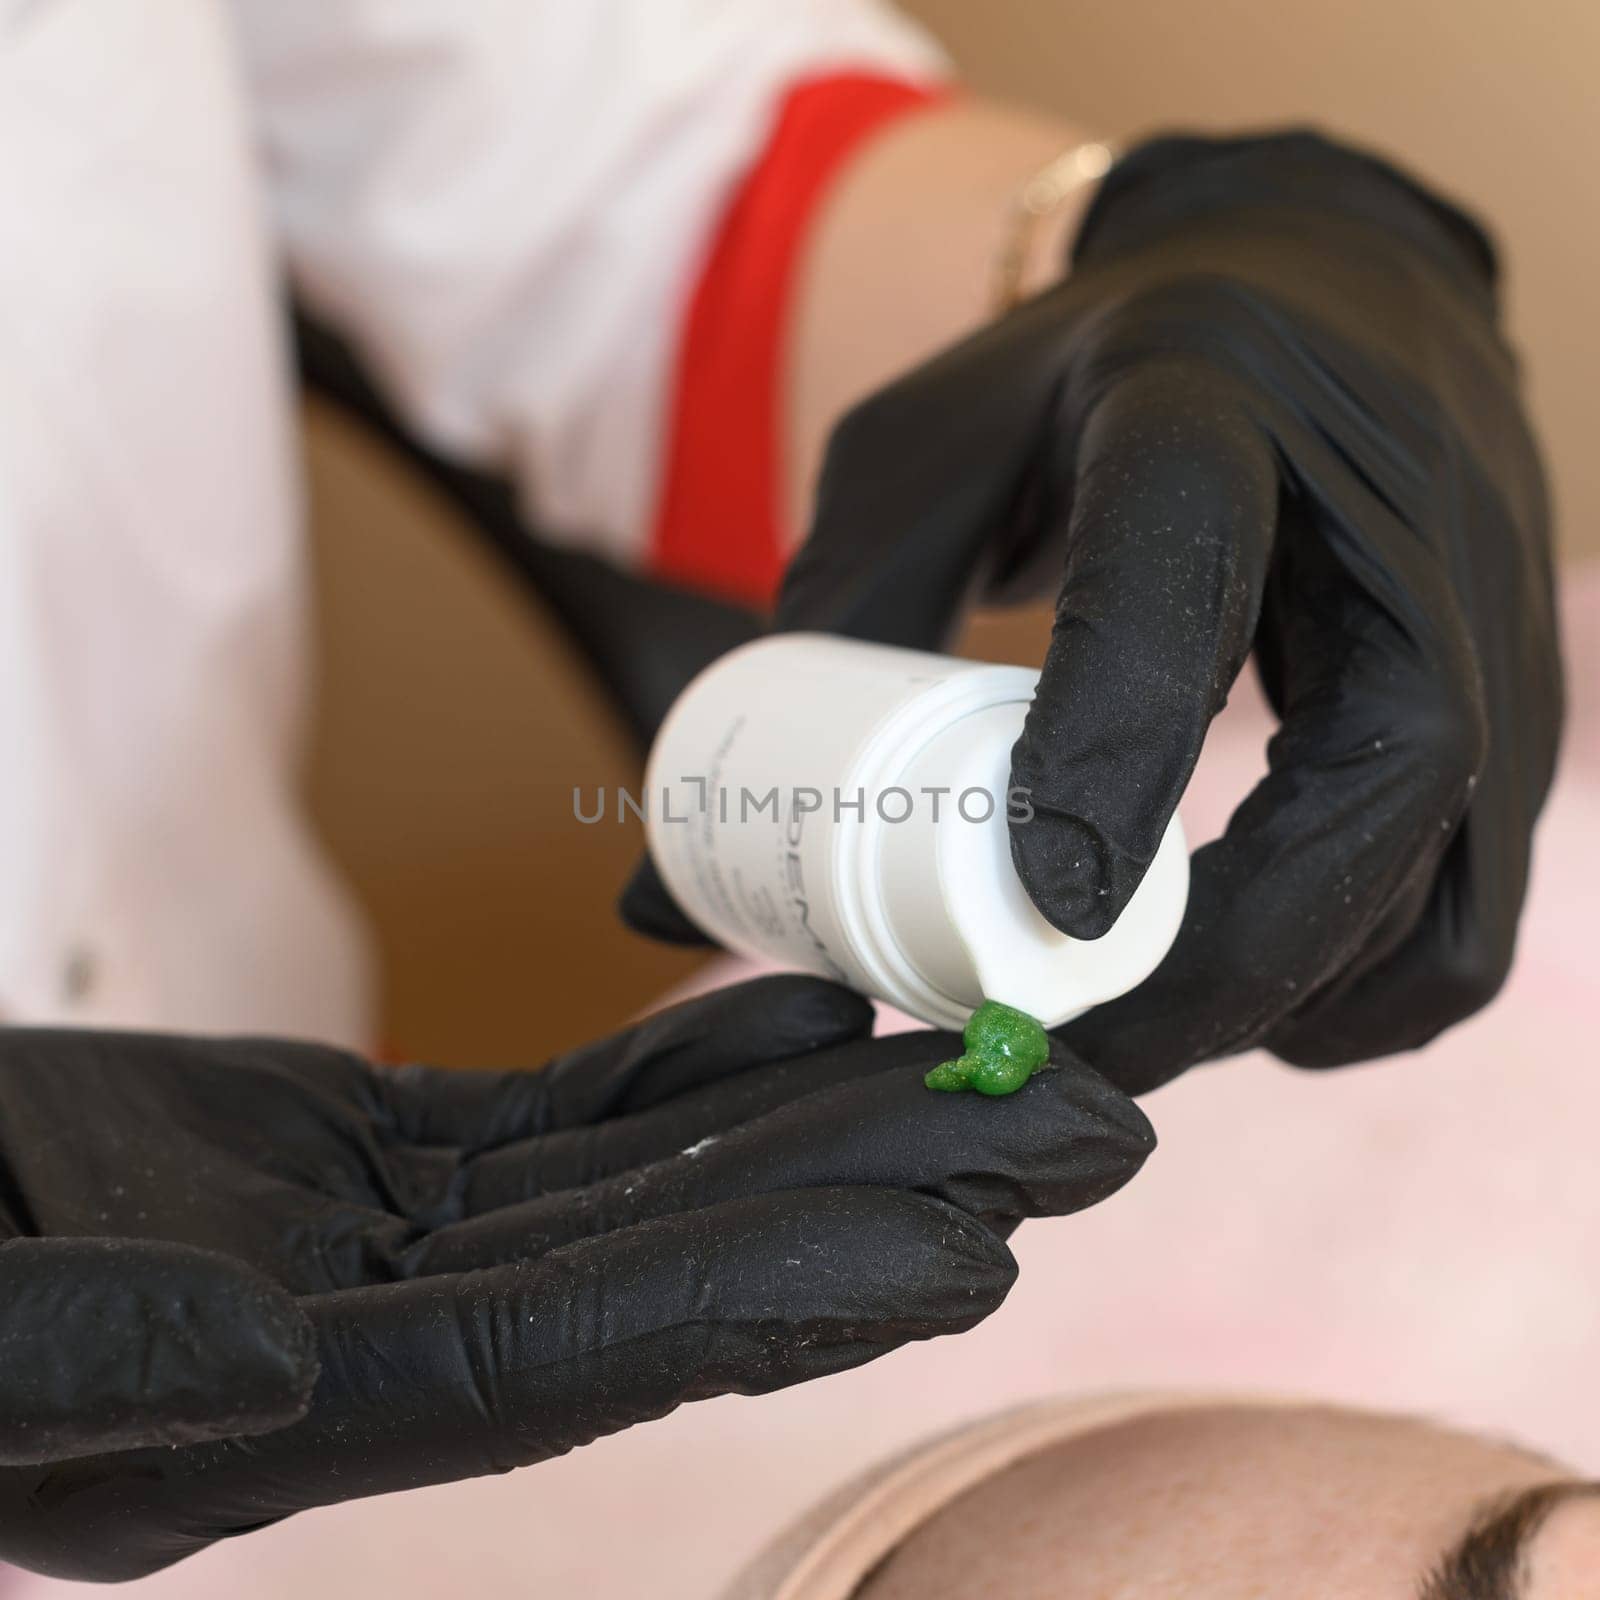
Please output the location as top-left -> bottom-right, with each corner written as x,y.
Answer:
0,1237 -> 317,1465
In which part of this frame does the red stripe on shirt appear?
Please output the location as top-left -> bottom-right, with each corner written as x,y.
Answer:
649,72 -> 945,609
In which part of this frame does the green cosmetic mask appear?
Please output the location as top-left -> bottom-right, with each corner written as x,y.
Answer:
925,999 -> 1050,1096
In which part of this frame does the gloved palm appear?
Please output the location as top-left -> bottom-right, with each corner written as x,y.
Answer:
0,976 -> 1151,1581
775,130 -> 1562,1090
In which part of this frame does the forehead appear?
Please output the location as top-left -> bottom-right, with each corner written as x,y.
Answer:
1524,1495 -> 1600,1594
857,1404 -> 1563,1600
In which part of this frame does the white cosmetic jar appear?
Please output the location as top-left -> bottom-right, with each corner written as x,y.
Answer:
644,635 -> 1188,1030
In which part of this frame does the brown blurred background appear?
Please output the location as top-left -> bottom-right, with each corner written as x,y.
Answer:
303,3 -> 1597,1065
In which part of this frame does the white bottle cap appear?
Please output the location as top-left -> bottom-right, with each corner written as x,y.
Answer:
869,702 -> 1188,1030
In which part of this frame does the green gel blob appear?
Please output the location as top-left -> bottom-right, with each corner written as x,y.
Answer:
924,1058 -> 976,1093
924,1000 -> 1050,1097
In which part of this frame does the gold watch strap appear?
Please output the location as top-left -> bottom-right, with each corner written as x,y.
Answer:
991,139 -> 1117,316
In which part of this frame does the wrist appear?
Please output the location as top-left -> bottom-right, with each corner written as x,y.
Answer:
789,99 -> 1102,537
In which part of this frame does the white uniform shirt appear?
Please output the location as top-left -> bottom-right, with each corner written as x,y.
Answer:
0,0 -> 943,1045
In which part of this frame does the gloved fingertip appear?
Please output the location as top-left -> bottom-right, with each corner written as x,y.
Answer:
0,1239 -> 320,1465
1008,810 -> 1145,939
857,1191 -> 1019,1326
739,972 -> 877,1049
936,1223 -> 1019,1321
1042,1042 -> 1158,1160
138,1249 -> 322,1446
618,856 -> 716,946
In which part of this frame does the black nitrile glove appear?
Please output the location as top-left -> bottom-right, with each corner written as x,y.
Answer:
0,976 -> 1151,1581
765,129 -> 1561,1092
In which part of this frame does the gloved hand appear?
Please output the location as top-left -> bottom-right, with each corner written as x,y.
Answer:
765,129 -> 1561,1092
0,976 -> 1151,1581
